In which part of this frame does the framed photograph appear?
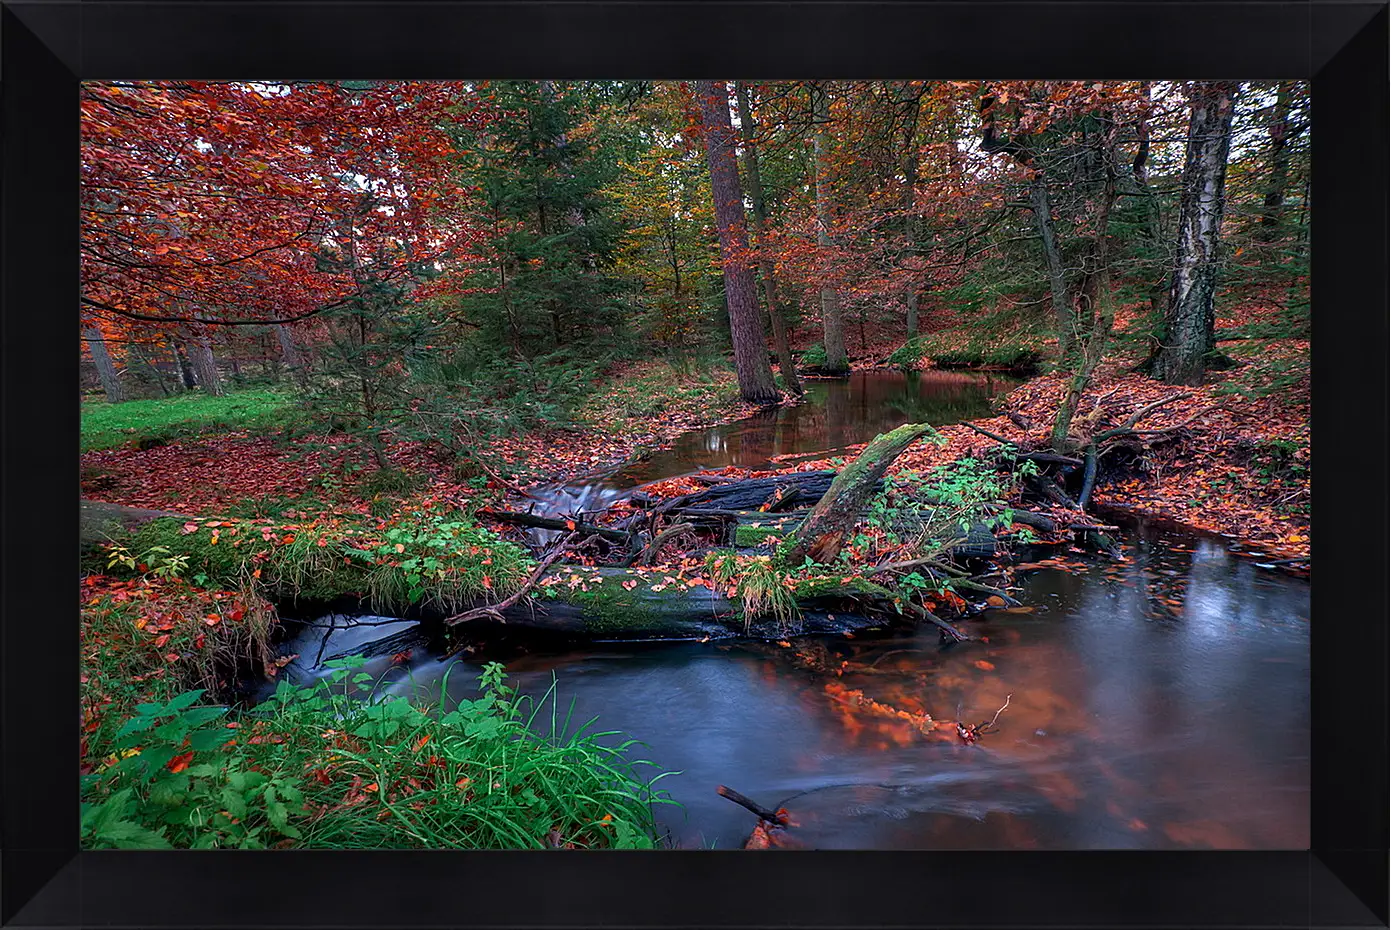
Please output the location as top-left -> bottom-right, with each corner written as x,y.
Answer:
3,1 -> 1385,926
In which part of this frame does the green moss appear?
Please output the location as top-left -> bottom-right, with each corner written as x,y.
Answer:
790,574 -> 892,599
734,522 -> 793,547
552,580 -> 676,634
120,514 -> 532,615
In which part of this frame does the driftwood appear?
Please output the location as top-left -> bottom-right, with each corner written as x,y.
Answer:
717,785 -> 788,825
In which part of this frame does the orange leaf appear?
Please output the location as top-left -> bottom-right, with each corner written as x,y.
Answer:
167,751 -> 195,774
153,634 -> 171,648
973,660 -> 995,671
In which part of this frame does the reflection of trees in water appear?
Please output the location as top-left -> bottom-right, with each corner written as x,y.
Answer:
616,372 -> 1019,481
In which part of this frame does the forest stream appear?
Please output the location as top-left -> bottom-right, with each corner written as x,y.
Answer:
270,371 -> 1310,850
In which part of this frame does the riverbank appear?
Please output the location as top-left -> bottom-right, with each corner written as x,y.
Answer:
80,359 -> 772,517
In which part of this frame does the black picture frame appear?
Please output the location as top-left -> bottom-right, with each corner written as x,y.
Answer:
3,2 -> 1386,927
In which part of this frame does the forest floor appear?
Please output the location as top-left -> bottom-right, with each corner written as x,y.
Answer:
80,359 -> 769,516
82,332 -> 1310,564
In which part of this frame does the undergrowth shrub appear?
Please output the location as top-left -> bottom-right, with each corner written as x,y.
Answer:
81,659 -> 677,849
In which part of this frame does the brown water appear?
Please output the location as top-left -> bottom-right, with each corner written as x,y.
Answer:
279,370 -> 1310,849
535,368 -> 1018,520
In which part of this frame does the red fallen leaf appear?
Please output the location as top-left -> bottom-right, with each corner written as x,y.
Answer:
167,751 -> 195,774
411,734 -> 431,752
390,649 -> 413,664
481,575 -> 492,590
204,614 -> 222,626
974,660 -> 995,671
181,522 -> 199,535
194,633 -> 206,649
565,520 -> 576,531
153,634 -> 171,648
317,537 -> 329,548
312,769 -> 332,786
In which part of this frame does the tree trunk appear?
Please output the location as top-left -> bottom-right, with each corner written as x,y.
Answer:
1152,81 -> 1239,386
781,423 -> 935,566
83,326 -> 126,403
1132,83 -> 1169,317
1050,127 -> 1121,453
1030,171 -> 1073,359
900,83 -> 923,341
189,331 -> 225,396
275,323 -> 309,388
735,81 -> 804,396
695,80 -> 781,404
172,341 -> 197,390
1259,81 -> 1297,239
811,82 -> 850,374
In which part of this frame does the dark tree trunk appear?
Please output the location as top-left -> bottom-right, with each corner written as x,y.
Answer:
811,82 -> 850,374
1259,81 -> 1299,239
84,327 -> 126,403
1152,82 -> 1239,386
899,83 -> 923,341
1132,83 -> 1169,316
1030,171 -> 1074,359
735,81 -> 803,396
172,340 -> 197,390
695,80 -> 781,404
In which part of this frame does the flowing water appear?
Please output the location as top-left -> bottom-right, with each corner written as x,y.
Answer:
276,370 -> 1310,850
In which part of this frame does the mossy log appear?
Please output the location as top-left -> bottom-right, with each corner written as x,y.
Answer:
485,565 -> 916,640
81,499 -> 195,558
781,423 -> 938,566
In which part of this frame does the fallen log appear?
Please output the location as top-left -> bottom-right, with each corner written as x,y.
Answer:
81,499 -> 194,555
782,423 -> 937,566
660,471 -> 843,514
479,509 -> 632,545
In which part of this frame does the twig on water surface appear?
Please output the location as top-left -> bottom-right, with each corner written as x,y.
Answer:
717,785 -> 789,825
957,693 -> 1013,743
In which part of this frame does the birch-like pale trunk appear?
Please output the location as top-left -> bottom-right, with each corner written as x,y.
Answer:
1154,81 -> 1239,386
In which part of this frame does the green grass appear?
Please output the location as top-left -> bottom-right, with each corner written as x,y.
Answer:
82,388 -> 300,452
81,658 -> 678,849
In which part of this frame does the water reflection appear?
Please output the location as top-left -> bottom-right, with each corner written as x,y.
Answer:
406,523 -> 1309,849
612,369 -> 1016,488
274,371 -> 1308,850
